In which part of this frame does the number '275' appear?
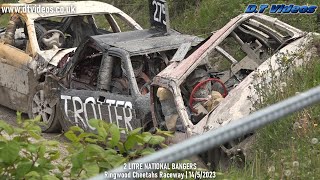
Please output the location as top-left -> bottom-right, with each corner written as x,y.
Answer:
153,0 -> 166,25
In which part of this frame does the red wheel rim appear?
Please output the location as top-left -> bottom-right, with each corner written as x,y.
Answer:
189,78 -> 228,113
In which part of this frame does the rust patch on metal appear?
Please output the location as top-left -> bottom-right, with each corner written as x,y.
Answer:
0,43 -> 32,67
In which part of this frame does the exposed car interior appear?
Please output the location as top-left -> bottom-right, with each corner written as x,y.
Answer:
0,13 -> 136,52
68,43 -> 173,97
153,16 -> 298,131
149,16 -> 302,170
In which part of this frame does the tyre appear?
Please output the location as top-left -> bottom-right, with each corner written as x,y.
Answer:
28,83 -> 61,133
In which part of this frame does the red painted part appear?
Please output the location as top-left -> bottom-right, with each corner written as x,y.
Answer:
189,78 -> 228,113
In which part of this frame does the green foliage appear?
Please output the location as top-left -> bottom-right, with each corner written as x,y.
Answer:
0,115 -> 61,179
0,116 -> 173,179
64,119 -> 173,179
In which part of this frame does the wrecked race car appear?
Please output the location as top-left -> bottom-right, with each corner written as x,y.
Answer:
150,13 -> 316,169
0,0 -> 202,132
57,29 -> 201,133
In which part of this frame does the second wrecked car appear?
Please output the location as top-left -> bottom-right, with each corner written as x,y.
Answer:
151,13 -> 316,168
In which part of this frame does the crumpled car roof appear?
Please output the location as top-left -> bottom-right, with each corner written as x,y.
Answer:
90,29 -> 203,56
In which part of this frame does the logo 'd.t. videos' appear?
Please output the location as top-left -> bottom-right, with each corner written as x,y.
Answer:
245,4 -> 318,14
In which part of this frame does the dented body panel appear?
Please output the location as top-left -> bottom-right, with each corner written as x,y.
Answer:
56,33 -> 200,131
151,13 -> 306,138
91,29 -> 202,56
205,35 -> 314,131
149,13 -> 315,169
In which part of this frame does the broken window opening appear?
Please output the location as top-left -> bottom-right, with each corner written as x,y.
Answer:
70,46 -> 102,91
0,14 -> 30,52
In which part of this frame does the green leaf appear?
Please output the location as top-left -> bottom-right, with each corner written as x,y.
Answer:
71,151 -> 85,169
104,154 -> 126,168
64,131 -> 79,143
84,137 -> 99,143
113,157 -> 127,168
16,161 -> 33,179
85,144 -> 104,156
143,135 -> 152,143
69,126 -> 85,133
25,171 -> 40,178
97,127 -> 108,139
124,135 -> 138,151
33,115 -> 42,123
88,119 -> 101,129
83,162 -> 100,177
48,150 -> 60,161
117,142 -> 125,154
78,132 -> 99,140
0,137 -> 7,142
142,132 -> 152,137
160,143 -> 168,148
38,145 -> 46,157
57,164 -> 66,172
134,135 -> 145,144
128,127 -> 142,136
0,140 -> 21,164
28,130 -> 42,140
109,124 -> 120,148
16,111 -> 22,125
156,128 -> 174,137
14,127 -> 25,134
0,120 -> 14,135
148,135 -> 165,145
42,175 -> 60,180
26,144 -> 38,153
44,140 -> 59,147
25,124 -> 42,134
98,161 -> 112,169
140,148 -> 156,156
37,157 -> 51,168
103,149 -> 118,156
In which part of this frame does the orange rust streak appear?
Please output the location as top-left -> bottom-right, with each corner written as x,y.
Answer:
0,43 -> 31,67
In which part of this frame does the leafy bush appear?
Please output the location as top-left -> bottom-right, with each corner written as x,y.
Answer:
0,112 -> 60,179
0,113 -> 173,179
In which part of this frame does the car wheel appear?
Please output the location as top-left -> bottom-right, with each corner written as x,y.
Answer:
28,84 -> 61,133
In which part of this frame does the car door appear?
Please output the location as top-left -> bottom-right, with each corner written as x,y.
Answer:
58,50 -> 143,132
0,14 -> 34,113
